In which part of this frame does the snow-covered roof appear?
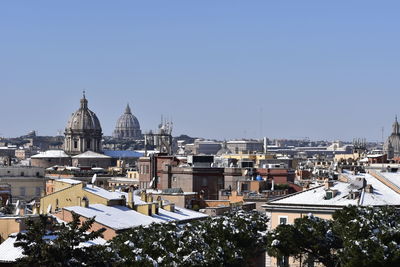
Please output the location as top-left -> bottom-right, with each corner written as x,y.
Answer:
0,233 -> 106,263
31,150 -> 70,158
155,207 -> 208,222
64,203 -> 207,231
65,204 -> 164,230
268,172 -> 400,207
83,186 -> 154,204
84,186 -> 126,200
54,178 -> 82,185
0,234 -> 24,263
375,171 -> 400,191
72,151 -> 111,159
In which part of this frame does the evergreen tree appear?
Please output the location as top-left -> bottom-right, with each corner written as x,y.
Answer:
266,206 -> 400,267
15,212 -> 109,267
333,206 -> 400,267
109,210 -> 268,266
267,214 -> 340,267
14,215 -> 55,266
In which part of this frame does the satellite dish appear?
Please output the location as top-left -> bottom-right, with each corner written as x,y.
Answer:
149,177 -> 155,188
15,200 -> 20,208
91,174 -> 97,184
47,204 -> 52,214
15,208 -> 20,216
5,199 -> 9,206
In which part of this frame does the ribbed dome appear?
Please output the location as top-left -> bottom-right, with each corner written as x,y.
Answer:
66,95 -> 102,131
64,93 -> 103,155
113,104 -> 142,139
384,116 -> 400,159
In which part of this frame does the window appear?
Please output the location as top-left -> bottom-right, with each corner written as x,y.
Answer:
202,178 -> 207,186
87,140 -> 91,149
279,216 -> 288,225
36,187 -> 41,196
20,172 -> 24,176
326,191 -> 333,200
20,187 -> 26,196
277,256 -> 289,267
74,140 -> 78,149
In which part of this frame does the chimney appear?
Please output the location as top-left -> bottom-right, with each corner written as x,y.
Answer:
82,197 -> 89,208
365,184 -> 374,193
111,185 -> 115,192
127,189 -> 135,209
324,179 -> 334,189
141,191 -> 147,202
157,196 -> 163,207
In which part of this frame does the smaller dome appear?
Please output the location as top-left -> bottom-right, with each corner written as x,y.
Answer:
113,104 -> 142,139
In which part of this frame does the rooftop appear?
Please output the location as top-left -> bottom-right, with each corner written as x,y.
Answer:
64,203 -> 207,231
31,150 -> 70,158
72,151 -> 111,159
0,233 -> 106,263
267,172 -> 400,207
54,178 -> 82,185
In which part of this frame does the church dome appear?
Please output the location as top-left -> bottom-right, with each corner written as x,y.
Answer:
384,116 -> 400,159
113,104 -> 142,139
64,92 -> 103,155
66,94 -> 102,132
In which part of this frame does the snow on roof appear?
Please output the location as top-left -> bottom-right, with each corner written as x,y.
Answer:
271,182 -> 358,206
55,178 -> 82,185
0,234 -> 24,263
270,172 -> 400,207
65,204 -> 164,230
31,150 -> 70,158
360,173 -> 400,205
64,203 -> 207,231
155,207 -> 208,222
72,151 -> 111,159
375,171 -> 400,191
83,187 -> 150,204
84,186 -> 125,200
0,233 -> 106,263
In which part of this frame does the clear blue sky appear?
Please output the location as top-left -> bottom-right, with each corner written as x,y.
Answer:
1,1 -> 399,142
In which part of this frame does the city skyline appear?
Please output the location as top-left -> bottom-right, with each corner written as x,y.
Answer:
1,1 -> 400,141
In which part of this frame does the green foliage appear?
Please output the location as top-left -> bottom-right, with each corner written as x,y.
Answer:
14,212 -> 109,267
267,206 -> 400,267
108,210 -> 268,266
333,206 -> 400,267
14,215 -> 55,266
273,184 -> 290,190
0,202 -> 14,215
14,210 -> 268,266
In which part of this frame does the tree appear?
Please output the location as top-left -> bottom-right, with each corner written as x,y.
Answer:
109,210 -> 269,266
267,214 -> 341,267
15,212 -> 109,267
266,206 -> 400,267
14,215 -> 55,266
333,206 -> 400,267
0,201 -> 14,214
